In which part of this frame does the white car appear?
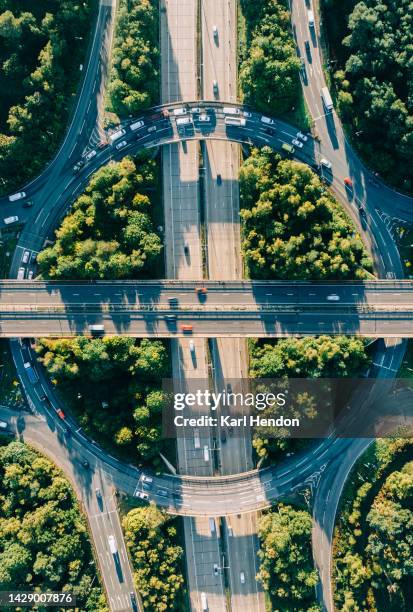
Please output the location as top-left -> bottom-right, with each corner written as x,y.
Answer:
141,474 -> 153,485
115,140 -> 128,150
189,340 -> 195,353
213,564 -> 219,576
136,491 -> 149,500
190,107 -> 202,114
85,149 -> 97,161
4,216 -> 19,225
9,191 -> 26,202
296,131 -> 308,141
243,111 -> 252,118
240,571 -> 245,584
213,80 -> 218,94
22,250 -> 30,264
198,114 -> 211,122
173,107 -> 187,116
147,125 -> 157,133
213,25 -> 218,38
320,158 -> 332,169
327,294 -> 340,301
292,139 -> 303,148
130,119 -> 144,131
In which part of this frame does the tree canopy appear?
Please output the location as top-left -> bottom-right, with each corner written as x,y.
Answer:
250,336 -> 369,460
0,440 -> 107,611
107,0 -> 159,119
36,337 -> 170,467
239,0 -> 301,115
0,1 -> 93,194
325,0 -> 413,191
123,505 -> 186,611
37,154 -> 162,280
257,503 -> 320,611
334,439 -> 413,611
240,147 -> 372,279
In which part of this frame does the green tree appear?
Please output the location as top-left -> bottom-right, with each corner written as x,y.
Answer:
239,0 -> 301,115
0,441 -> 107,611
325,0 -> 413,191
107,0 -> 159,118
240,147 -> 372,279
123,505 -> 186,611
257,504 -> 320,611
38,155 -> 162,280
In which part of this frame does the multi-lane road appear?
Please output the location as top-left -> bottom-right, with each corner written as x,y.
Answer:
1,280 -> 413,338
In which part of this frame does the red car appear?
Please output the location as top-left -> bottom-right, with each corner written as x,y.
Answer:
56,408 -> 65,420
344,177 -> 353,187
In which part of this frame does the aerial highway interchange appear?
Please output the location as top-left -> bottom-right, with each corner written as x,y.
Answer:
0,0 -> 412,611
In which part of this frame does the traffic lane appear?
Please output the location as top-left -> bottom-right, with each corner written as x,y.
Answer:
1,309 -> 413,338
3,282 -> 413,307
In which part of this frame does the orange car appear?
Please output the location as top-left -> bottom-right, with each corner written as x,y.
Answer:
344,177 -> 353,187
181,324 -> 193,333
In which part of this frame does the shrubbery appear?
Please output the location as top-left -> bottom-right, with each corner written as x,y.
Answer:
0,1 -> 93,194
240,147 -> 372,280
0,441 -> 107,611
38,154 -> 162,280
239,0 -> 301,116
257,503 -> 320,611
107,0 -> 159,119
36,337 -> 170,467
123,505 -> 186,611
323,0 -> 413,191
334,438 -> 413,610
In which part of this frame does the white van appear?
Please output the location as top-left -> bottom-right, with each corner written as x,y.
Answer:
130,119 -> 145,131
176,116 -> 191,126
223,107 -> 239,115
260,116 -> 274,125
108,535 -> 118,555
308,10 -> 315,28
17,267 -> 25,280
194,428 -> 200,449
201,592 -> 208,611
109,128 -> 126,144
4,216 -> 19,225
225,117 -> 246,127
9,191 -> 26,202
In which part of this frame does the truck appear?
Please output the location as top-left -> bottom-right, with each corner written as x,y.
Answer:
108,535 -> 118,556
23,361 -> 39,384
224,117 -> 246,127
109,128 -> 126,144
321,87 -> 334,112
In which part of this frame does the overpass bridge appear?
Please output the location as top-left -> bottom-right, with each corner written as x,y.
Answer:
0,279 -> 412,337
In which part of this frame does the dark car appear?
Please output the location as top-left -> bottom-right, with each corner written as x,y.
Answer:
130,593 -> 138,612
82,459 -> 90,469
264,127 -> 275,136
22,200 -> 34,208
